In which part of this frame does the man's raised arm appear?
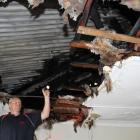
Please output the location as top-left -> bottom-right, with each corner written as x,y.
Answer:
41,88 -> 50,120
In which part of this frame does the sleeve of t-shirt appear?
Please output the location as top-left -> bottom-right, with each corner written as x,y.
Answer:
25,111 -> 42,129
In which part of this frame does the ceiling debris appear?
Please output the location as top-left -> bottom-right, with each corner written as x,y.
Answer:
73,24 -> 140,92
0,92 -> 10,103
100,66 -> 112,93
82,109 -> 100,129
0,0 -> 44,8
27,0 -> 44,9
0,0 -> 7,3
70,36 -> 140,92
49,97 -> 99,132
134,29 -> 140,51
82,84 -> 99,97
51,97 -> 93,132
58,0 -> 87,21
102,0 -> 140,11
90,37 -> 127,66
120,0 -> 140,12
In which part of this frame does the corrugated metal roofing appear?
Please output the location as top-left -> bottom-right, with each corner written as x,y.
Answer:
0,1 -> 75,92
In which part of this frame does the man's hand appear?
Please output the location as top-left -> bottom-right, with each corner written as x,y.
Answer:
42,87 -> 50,98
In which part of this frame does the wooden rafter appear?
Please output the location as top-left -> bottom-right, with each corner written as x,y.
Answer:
78,0 -> 94,26
70,40 -> 140,65
77,26 -> 140,44
70,40 -> 90,49
70,62 -> 98,69
74,0 -> 94,40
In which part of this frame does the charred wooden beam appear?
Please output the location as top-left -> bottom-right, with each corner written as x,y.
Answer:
129,29 -> 140,51
74,0 -> 93,40
122,51 -> 140,59
70,40 -> 140,65
70,62 -> 98,69
52,98 -> 90,120
78,0 -> 94,26
90,0 -> 103,28
63,86 -> 83,92
77,26 -> 140,44
70,40 -> 90,49
19,71 -> 67,95
129,17 -> 140,36
74,73 -> 92,83
52,98 -> 91,132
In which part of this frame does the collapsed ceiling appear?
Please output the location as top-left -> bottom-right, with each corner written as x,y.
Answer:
0,0 -> 140,131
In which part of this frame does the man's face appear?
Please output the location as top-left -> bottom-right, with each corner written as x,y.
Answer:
9,97 -> 22,113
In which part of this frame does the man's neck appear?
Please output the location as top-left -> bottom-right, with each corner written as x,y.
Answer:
10,112 -> 20,116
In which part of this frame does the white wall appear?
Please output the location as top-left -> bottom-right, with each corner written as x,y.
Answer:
35,121 -> 140,140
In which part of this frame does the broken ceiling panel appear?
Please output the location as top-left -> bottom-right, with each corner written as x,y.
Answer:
0,0 -> 44,9
120,0 -> 140,12
101,0 -> 140,11
58,0 -> 87,21
27,0 -> 44,8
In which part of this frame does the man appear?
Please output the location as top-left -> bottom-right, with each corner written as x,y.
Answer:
0,88 -> 50,140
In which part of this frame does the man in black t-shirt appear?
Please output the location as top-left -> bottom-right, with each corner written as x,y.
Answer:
0,88 -> 50,140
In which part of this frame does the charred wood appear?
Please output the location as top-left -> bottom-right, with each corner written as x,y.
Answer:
70,62 -> 98,69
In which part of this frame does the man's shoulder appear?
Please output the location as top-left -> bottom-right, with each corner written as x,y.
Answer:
0,113 -> 9,120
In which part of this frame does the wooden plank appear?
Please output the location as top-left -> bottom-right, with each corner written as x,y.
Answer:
70,41 -> 140,62
74,0 -> 93,40
77,26 -> 140,44
78,0 -> 94,26
63,86 -> 83,92
129,17 -> 140,35
70,40 -> 90,49
70,62 -> 98,69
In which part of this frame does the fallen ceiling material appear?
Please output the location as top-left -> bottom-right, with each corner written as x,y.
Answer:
0,0 -> 45,8
71,26 -> 140,92
102,0 -> 140,11
51,98 -> 99,132
0,0 -> 7,2
120,0 -> 140,11
58,0 -> 87,21
27,0 -> 44,8
76,26 -> 140,65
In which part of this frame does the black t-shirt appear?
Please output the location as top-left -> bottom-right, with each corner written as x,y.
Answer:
0,112 -> 42,140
